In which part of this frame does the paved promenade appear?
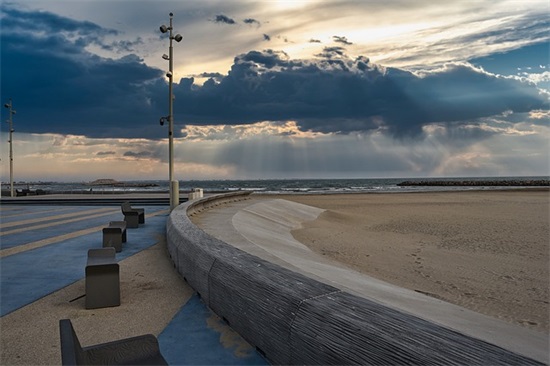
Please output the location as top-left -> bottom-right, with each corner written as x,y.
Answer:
2,194 -> 547,365
0,198 -> 266,365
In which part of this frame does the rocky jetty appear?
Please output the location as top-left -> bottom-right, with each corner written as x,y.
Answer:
397,179 -> 549,187
88,179 -> 119,186
87,179 -> 158,187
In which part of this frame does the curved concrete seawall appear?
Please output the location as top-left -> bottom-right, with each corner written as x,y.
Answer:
167,192 -> 545,365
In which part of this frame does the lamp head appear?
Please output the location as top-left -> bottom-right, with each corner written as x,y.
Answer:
159,24 -> 168,33
162,54 -> 170,60
174,34 -> 183,42
4,103 -> 10,109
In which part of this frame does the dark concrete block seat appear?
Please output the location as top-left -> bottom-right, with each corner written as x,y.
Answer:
121,202 -> 145,228
59,319 -> 168,365
85,248 -> 120,309
102,221 -> 127,252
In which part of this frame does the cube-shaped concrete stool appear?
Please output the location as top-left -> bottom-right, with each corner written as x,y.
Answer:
85,248 -> 120,309
123,214 -> 139,228
102,221 -> 127,252
121,202 -> 144,228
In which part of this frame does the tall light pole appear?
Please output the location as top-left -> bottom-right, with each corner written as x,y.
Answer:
4,99 -> 16,197
160,12 -> 183,211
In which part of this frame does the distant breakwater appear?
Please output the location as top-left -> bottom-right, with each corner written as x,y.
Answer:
397,179 -> 549,187
86,178 -> 158,188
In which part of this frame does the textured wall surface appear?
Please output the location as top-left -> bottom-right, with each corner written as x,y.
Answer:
166,193 -> 543,365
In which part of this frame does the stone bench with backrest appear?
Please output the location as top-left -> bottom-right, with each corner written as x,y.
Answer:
121,201 -> 145,228
85,248 -> 120,309
59,319 -> 168,365
102,221 -> 127,252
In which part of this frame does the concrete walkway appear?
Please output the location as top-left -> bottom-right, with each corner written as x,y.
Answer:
0,202 -> 266,365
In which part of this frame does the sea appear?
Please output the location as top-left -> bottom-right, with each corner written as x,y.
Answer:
2,176 -> 548,195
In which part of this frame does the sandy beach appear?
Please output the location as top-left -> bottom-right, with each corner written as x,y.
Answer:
276,190 -> 549,332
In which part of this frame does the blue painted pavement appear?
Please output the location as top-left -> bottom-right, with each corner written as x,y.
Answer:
159,294 -> 268,365
0,204 -> 267,365
0,206 -> 160,249
0,207 -> 168,315
0,206 -> 81,224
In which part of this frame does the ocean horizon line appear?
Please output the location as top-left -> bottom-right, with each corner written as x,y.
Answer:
1,176 -> 548,197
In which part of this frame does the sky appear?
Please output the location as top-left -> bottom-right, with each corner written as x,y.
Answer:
1,0 -> 549,182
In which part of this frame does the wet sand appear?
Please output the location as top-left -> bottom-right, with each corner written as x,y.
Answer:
278,190 -> 549,332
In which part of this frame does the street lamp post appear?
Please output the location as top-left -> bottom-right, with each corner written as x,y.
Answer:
160,12 -> 183,211
4,99 -> 16,197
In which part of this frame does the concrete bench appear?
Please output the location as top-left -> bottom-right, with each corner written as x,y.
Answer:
85,248 -> 120,309
102,221 -> 127,252
59,319 -> 168,365
121,201 -> 145,228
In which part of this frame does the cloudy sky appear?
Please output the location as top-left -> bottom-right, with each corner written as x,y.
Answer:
1,0 -> 548,182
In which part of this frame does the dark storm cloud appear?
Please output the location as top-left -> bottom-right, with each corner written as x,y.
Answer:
1,6 -> 165,138
244,18 -> 261,26
123,151 -> 152,158
238,49 -> 290,68
333,36 -> 353,45
2,6 -> 547,141
316,46 -> 347,58
196,72 -> 225,81
102,38 -> 144,53
212,14 -> 236,25
1,6 -> 117,39
96,151 -> 116,156
174,49 -> 548,138
309,39 -> 322,43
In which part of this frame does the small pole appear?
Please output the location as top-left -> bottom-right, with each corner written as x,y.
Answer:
4,99 -> 15,197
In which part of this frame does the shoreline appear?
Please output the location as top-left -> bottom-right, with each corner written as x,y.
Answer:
276,190 -> 549,332
2,176 -> 548,197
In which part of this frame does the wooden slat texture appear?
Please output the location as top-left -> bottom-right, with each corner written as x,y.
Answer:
209,251 -> 338,365
290,291 -> 541,365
